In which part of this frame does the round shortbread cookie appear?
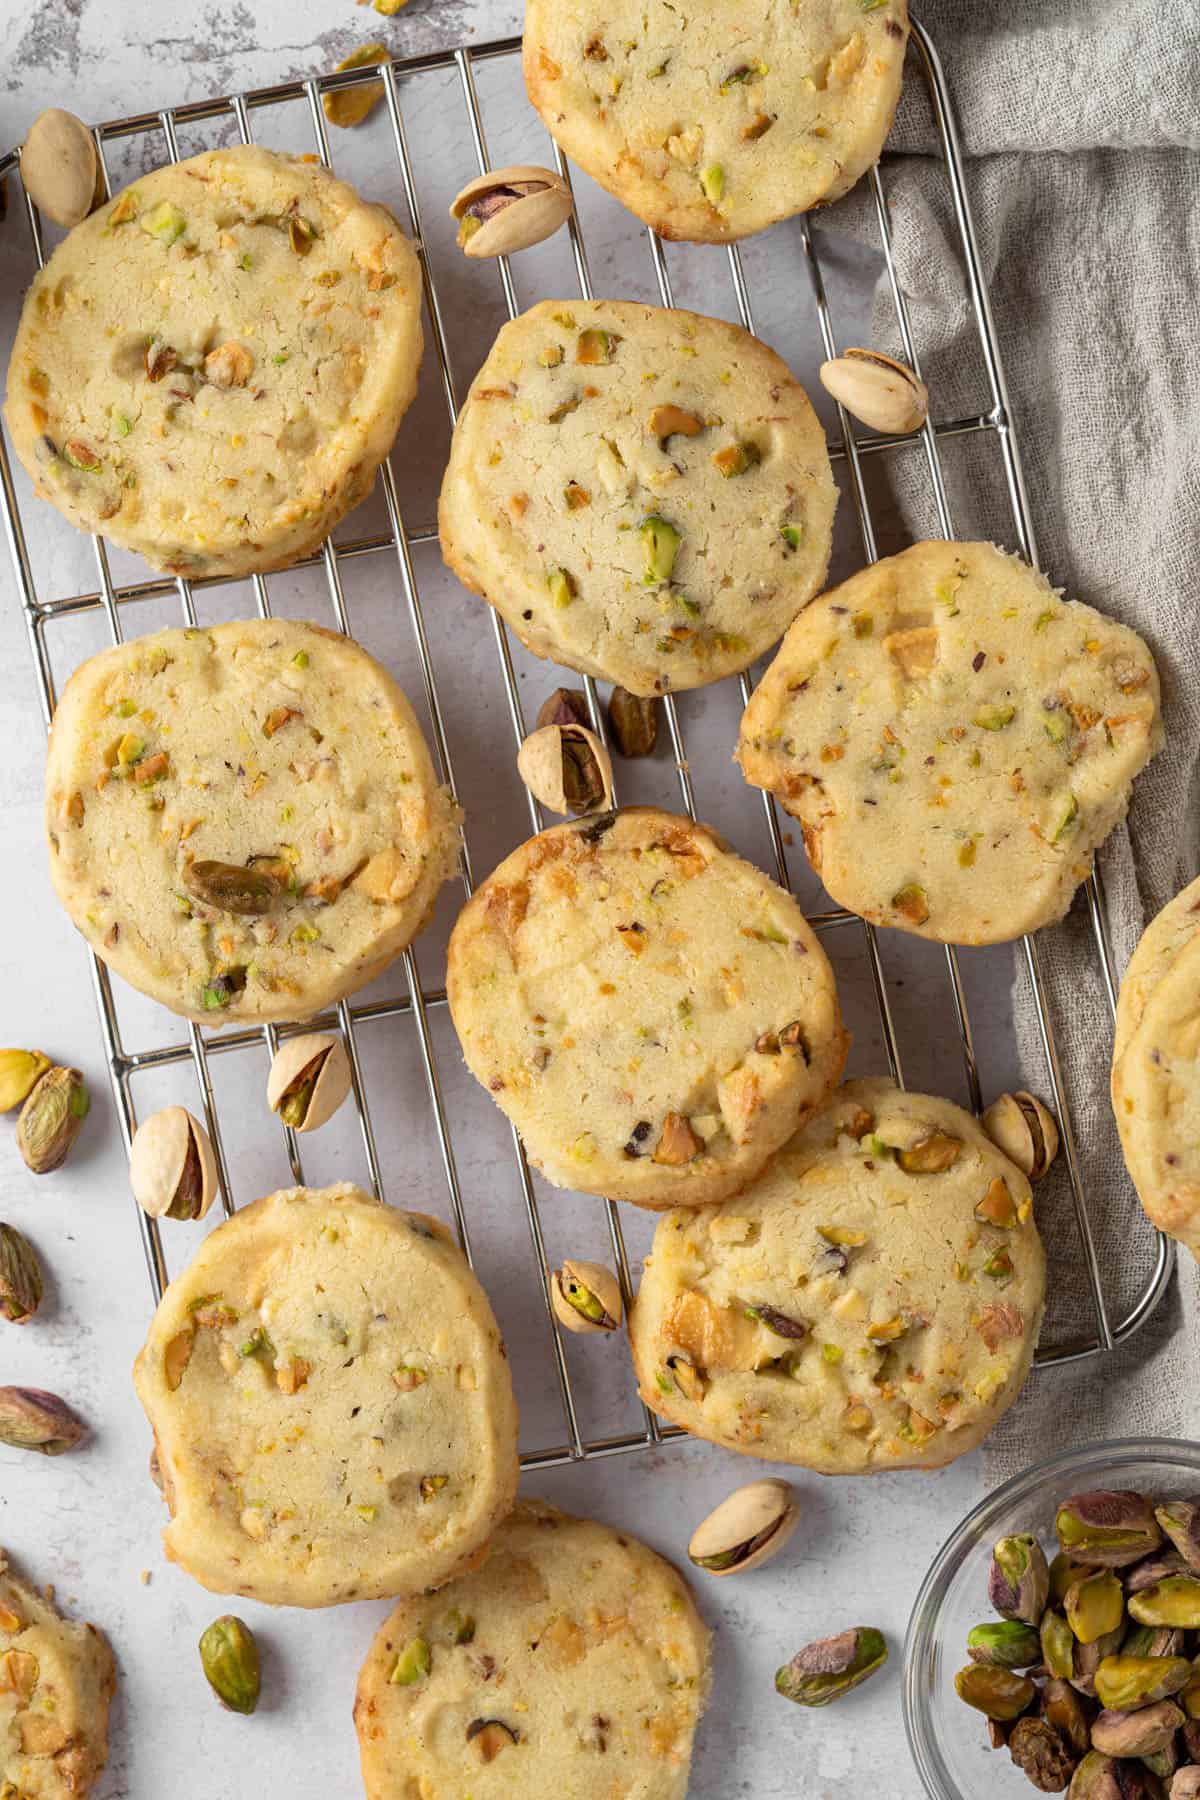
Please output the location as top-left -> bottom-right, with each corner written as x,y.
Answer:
523,0 -> 909,243
6,144 -> 423,579
736,541 -> 1162,945
1112,876 -> 1200,1262
132,1184 -> 519,1608
45,618 -> 460,1026
629,1079 -> 1046,1473
354,1498 -> 710,1800
438,299 -> 836,697
0,1548 -> 117,1800
446,808 -> 847,1209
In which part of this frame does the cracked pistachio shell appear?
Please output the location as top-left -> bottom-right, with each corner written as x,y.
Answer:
130,1106 -> 216,1222
818,348 -> 928,436
982,1090 -> 1061,1180
517,724 -> 613,817
0,1050 -> 51,1113
199,1614 -> 260,1715
1091,1699 -> 1184,1758
990,1533 -> 1051,1624
688,1478 -> 799,1577
266,1033 -> 352,1133
16,1066 -> 90,1174
0,1225 -> 43,1325
1068,1753 -> 1121,1800
1056,1491 -> 1163,1567
551,1260 -> 622,1334
22,108 -> 100,229
451,165 -> 573,258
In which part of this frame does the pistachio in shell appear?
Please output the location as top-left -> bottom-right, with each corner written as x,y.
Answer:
16,1066 -> 90,1174
967,1620 -> 1043,1670
0,1050 -> 51,1113
954,1662 -> 1037,1721
22,108 -> 100,229
129,1107 -> 217,1222
199,1614 -> 260,1714
982,1090 -> 1061,1180
818,347 -> 928,436
1093,1653 -> 1192,1712
0,1385 -> 85,1455
0,1225 -> 43,1325
1090,1700 -> 1184,1758
776,1627 -> 887,1706
1056,1492 -> 1163,1568
1006,1715 -> 1076,1792
1154,1499 -> 1200,1573
551,1260 -> 622,1335
990,1532 -> 1052,1625
1066,1570 -> 1126,1644
1068,1753 -> 1121,1800
1128,1574 -> 1200,1629
451,165 -> 572,259
266,1033 -> 352,1133
517,723 -> 613,816
687,1478 -> 799,1578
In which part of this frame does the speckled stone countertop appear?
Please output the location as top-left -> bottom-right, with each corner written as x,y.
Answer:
0,5 -> 1010,1797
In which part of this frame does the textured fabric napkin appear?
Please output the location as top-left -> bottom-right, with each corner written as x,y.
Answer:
838,0 -> 1200,1478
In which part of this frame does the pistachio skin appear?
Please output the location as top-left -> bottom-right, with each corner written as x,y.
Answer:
688,1479 -> 799,1578
1071,1626 -> 1127,1699
0,1385 -> 85,1455
16,1066 -> 90,1174
955,1662 -> 1037,1721
199,1615 -> 260,1714
1057,1493 -> 1164,1568
1068,1752 -> 1122,1800
0,1225 -> 43,1325
1127,1552 -> 1192,1593
1090,1700 -> 1184,1758
1007,1715 -> 1076,1792
0,1050 -> 51,1113
1155,1501 -> 1200,1573
776,1627 -> 886,1706
608,687 -> 658,758
1040,1678 -> 1093,1759
536,687 -> 589,731
991,1533 -> 1052,1625
967,1621 -> 1043,1670
1093,1654 -> 1192,1712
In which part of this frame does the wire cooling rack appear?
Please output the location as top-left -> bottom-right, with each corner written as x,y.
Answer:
0,20 -> 1174,1470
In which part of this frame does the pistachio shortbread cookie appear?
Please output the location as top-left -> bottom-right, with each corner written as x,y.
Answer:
0,1548 -> 117,1799
446,807 -> 847,1209
132,1184 -> 519,1608
438,299 -> 836,697
1112,876 -> 1200,1262
45,618 -> 460,1026
629,1080 -> 1046,1473
6,144 -> 423,578
737,541 -> 1162,945
355,1498 -> 710,1800
524,0 -> 908,243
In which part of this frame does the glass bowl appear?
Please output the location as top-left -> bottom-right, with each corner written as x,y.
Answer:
904,1437 -> 1200,1799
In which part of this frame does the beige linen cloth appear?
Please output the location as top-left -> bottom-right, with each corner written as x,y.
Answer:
838,0 -> 1200,1477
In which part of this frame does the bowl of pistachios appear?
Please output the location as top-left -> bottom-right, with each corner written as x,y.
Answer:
904,1438 -> 1200,1798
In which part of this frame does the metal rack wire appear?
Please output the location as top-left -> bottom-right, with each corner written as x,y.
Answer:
0,19 -> 1174,1471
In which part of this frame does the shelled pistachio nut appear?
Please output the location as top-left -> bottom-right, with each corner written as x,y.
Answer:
1068,1753 -> 1121,1800
1155,1499 -> 1200,1572
266,1033 -> 352,1133
1126,1550 -> 1191,1592
776,1627 -> 887,1707
517,723 -> 613,816
130,1107 -> 217,1222
0,1050 -> 51,1113
199,1614 -> 260,1715
451,166 -> 573,258
818,348 -> 928,436
1040,1678 -> 1092,1758
1070,1625 -> 1125,1698
1007,1715 -> 1076,1792
550,1260 -> 622,1335
535,686 -> 589,731
953,1663 -> 1036,1721
1092,1652 -> 1192,1711
22,108 -> 101,228
608,687 -> 658,758
688,1479 -> 799,1578
966,1620 -> 1042,1670
1040,1609 -> 1076,1680
1128,1573 -> 1200,1628
1064,1568 -> 1124,1643
989,1532 -> 1051,1625
0,1384 -> 85,1454
323,44 -> 390,130
16,1066 -> 90,1174
0,1225 -> 43,1325
1056,1491 -> 1163,1567
982,1090 -> 1060,1181
1090,1698 -> 1184,1757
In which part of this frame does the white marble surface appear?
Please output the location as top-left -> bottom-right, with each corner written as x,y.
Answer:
0,4 -> 1073,1797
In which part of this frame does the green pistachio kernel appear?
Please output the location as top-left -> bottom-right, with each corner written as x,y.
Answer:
291,650 -> 309,669
780,524 -> 802,551
390,1638 -> 432,1685
1043,709 -> 1068,743
547,566 -> 577,609
639,514 -> 681,586
974,703 -> 1016,731
141,200 -> 187,245
700,164 -> 725,204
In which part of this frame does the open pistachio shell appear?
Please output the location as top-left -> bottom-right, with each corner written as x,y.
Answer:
130,1106 -> 217,1221
688,1478 -> 799,1577
818,348 -> 928,436
517,724 -> 614,817
981,1090 -> 1060,1180
550,1259 -> 622,1334
266,1032 -> 352,1133
22,108 -> 100,229
451,165 -> 573,259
